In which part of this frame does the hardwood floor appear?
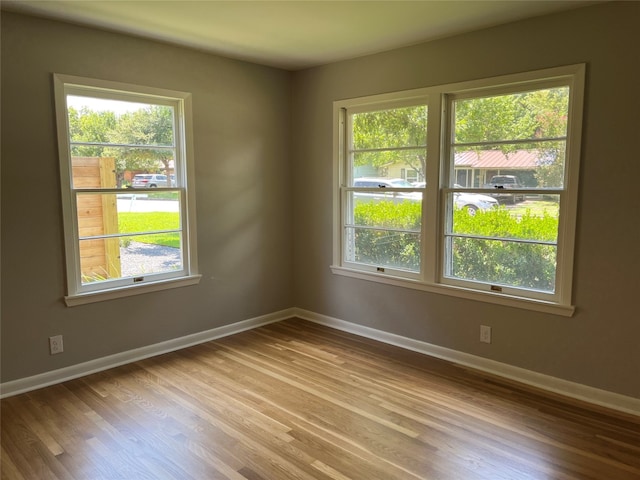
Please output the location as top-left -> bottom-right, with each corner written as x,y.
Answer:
2,318 -> 639,479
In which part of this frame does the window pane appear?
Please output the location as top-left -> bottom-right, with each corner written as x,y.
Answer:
453,87 -> 569,144
79,233 -> 182,284
70,148 -> 176,189
349,192 -> 422,230
352,106 -> 427,150
67,95 -> 176,190
352,149 -> 426,185
76,192 -> 180,240
447,237 -> 557,292
452,141 -> 566,189
67,96 -> 175,147
345,227 -> 421,272
449,193 -> 559,242
445,82 -> 571,297
346,190 -> 422,271
120,233 -> 183,278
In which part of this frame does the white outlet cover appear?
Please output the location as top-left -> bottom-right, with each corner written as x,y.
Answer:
480,325 -> 492,344
49,335 -> 64,354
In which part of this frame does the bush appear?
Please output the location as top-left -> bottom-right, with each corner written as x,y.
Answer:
451,208 -> 558,291
352,201 -> 559,291
453,207 -> 557,242
352,200 -> 422,270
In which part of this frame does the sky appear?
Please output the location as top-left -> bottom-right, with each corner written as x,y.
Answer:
66,95 -> 149,115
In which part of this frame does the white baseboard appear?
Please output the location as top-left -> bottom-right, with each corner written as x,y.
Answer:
3,306 -> 638,418
0,308 -> 296,399
293,308 -> 640,418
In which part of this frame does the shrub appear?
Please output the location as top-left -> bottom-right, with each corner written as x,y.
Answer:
451,208 -> 558,291
352,200 -> 421,270
352,201 -> 559,291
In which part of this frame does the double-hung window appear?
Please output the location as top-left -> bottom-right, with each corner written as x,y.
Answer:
54,75 -> 200,306
339,96 -> 429,278
333,65 -> 584,315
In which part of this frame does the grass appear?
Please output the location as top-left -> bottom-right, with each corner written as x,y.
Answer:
118,212 -> 181,248
505,198 -> 559,218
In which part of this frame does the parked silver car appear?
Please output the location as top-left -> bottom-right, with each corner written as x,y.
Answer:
453,188 -> 499,214
352,178 -> 498,214
131,174 -> 175,188
413,181 -> 499,214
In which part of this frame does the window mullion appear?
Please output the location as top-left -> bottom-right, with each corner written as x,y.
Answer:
452,136 -> 567,149
79,229 -> 181,241
445,232 -> 558,246
333,107 -> 347,267
423,94 -> 443,284
350,145 -> 427,154
70,141 -> 176,150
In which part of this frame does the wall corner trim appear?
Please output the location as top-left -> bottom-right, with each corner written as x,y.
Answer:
293,308 -> 640,418
0,308 -> 296,399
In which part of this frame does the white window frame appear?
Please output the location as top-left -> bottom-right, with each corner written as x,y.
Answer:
332,65 -> 585,316
54,74 -> 200,306
338,93 -> 430,280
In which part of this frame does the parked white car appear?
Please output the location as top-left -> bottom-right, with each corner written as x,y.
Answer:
453,189 -> 499,214
352,178 -> 498,214
413,181 -> 498,214
352,177 -> 422,203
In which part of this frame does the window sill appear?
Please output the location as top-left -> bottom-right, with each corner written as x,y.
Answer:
330,266 -> 574,317
64,275 -> 202,307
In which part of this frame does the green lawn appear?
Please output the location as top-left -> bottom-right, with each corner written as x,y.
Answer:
118,212 -> 180,248
505,198 -> 559,218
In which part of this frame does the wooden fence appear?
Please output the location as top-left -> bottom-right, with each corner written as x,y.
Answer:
72,157 -> 121,281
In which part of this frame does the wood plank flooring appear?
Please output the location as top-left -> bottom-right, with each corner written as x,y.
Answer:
2,318 -> 639,479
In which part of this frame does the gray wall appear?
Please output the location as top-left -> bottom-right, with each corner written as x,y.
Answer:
291,2 -> 640,399
1,12 -> 293,382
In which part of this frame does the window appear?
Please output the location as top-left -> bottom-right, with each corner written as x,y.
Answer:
401,168 -> 420,183
338,98 -> 428,277
333,65 -> 585,315
54,75 -> 200,306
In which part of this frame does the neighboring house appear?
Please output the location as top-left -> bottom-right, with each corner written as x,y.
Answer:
453,149 -> 541,187
384,149 -> 542,186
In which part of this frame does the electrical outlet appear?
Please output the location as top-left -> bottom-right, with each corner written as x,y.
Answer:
49,335 -> 64,355
480,325 -> 492,344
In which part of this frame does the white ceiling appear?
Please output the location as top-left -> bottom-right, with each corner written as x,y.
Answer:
2,1 -> 597,70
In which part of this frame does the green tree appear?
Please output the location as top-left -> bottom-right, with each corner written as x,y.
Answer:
352,106 -> 427,180
69,104 -> 176,186
68,107 -> 116,157
107,105 -> 176,185
528,88 -> 569,188
454,94 -> 539,146
454,87 -> 569,187
351,87 -> 568,184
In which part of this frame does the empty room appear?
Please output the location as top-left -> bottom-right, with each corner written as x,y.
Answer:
1,1 -> 639,479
